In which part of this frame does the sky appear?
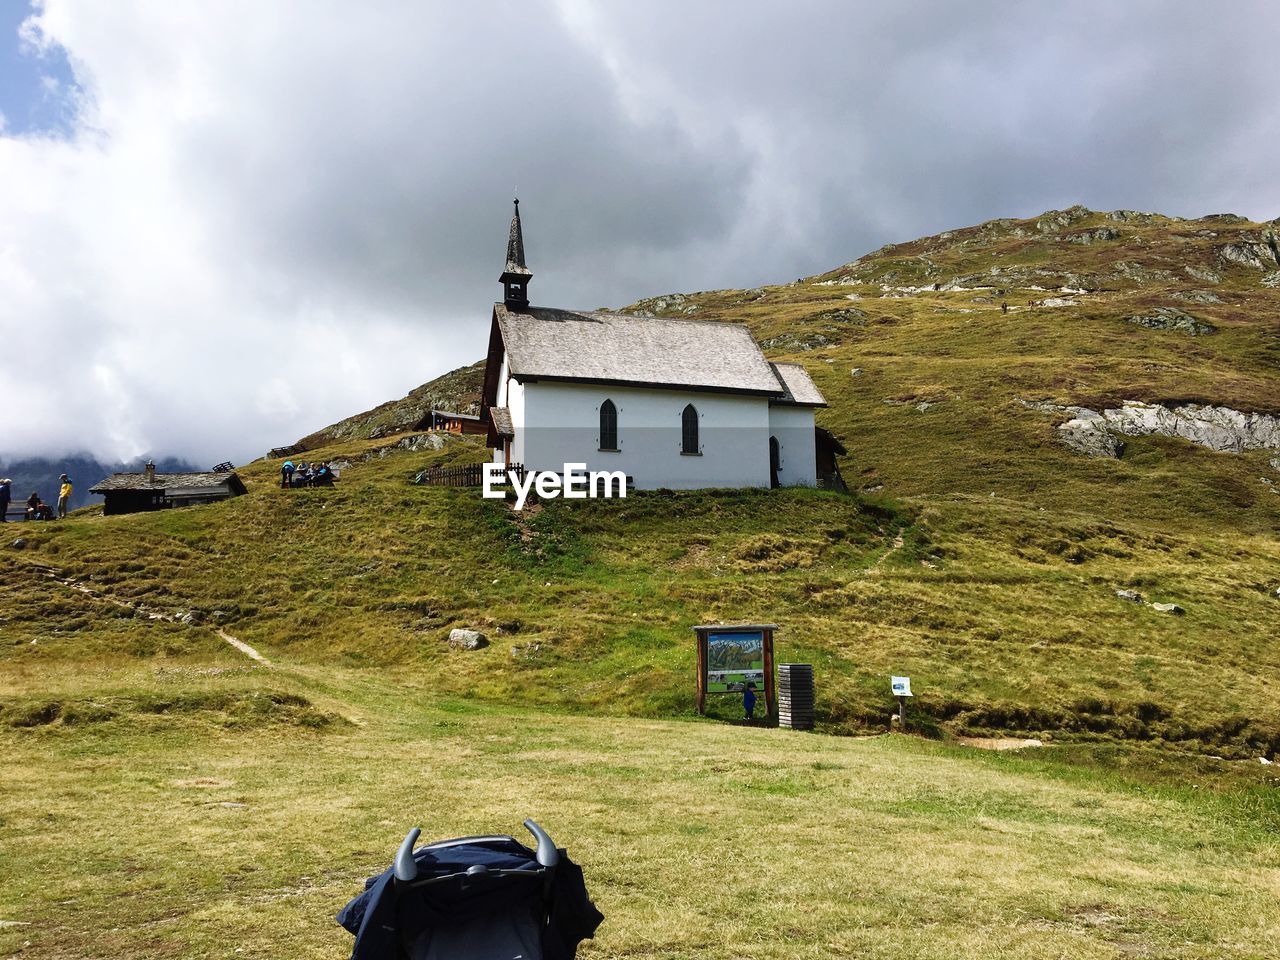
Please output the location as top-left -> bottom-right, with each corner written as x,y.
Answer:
1,1 -> 1277,465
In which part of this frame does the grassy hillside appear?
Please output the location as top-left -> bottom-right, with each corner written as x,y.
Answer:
5,423 -> 1277,757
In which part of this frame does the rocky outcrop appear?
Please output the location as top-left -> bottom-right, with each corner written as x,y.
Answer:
1125,307 -> 1215,336
1110,260 -> 1177,285
626,292 -> 700,316
1058,415 -> 1125,458
1066,227 -> 1120,244
1109,210 -> 1172,224
1184,265 -> 1222,284
1168,290 -> 1223,305
1036,206 -> 1091,233
1102,402 -> 1280,453
1025,399 -> 1280,458
1217,232 -> 1280,270
1022,402 -> 1125,457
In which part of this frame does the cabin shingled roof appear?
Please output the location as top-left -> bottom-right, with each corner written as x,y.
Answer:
89,472 -> 247,494
494,303 -> 787,395
768,362 -> 826,406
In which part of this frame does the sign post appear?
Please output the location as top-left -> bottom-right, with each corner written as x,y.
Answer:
891,675 -> 913,731
693,624 -> 777,723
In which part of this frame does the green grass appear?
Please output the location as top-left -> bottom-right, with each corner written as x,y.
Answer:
1,659 -> 1278,959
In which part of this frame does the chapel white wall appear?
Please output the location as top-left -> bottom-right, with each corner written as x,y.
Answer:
767,405 -> 818,487
518,380 -> 772,489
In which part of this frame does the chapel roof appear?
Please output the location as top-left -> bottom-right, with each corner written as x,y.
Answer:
768,362 -> 827,406
492,303 -> 791,396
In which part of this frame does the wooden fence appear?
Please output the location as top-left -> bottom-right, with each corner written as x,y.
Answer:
416,462 -> 525,487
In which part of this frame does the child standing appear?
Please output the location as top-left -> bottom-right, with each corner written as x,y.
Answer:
743,682 -> 757,720
57,474 -> 73,519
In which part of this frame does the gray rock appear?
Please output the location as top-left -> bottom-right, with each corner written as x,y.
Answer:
760,332 -> 834,351
1217,234 -> 1279,270
1036,206 -> 1090,233
1270,457 -> 1280,473
1112,261 -> 1177,285
1101,402 -> 1280,453
1066,227 -> 1120,244
1261,271 -> 1280,289
1125,307 -> 1215,336
812,307 -> 866,323
1151,602 -> 1186,616
1109,210 -> 1163,223
1184,265 -> 1222,284
1115,589 -> 1145,603
178,610 -> 204,626
1168,290 -> 1223,305
1057,417 -> 1124,458
11,538 -> 27,549
850,368 -> 863,377
447,628 -> 488,651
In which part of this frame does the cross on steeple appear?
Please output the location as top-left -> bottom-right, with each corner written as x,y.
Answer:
500,198 -> 532,310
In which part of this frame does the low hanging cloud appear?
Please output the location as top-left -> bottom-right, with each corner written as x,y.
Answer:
1,0 -> 1277,463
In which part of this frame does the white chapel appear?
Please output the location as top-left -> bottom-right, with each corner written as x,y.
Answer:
481,201 -> 830,490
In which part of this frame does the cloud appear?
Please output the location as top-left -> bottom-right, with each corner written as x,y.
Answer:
1,0 -> 1277,463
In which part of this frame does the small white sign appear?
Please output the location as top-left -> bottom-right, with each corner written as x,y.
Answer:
891,676 -> 913,698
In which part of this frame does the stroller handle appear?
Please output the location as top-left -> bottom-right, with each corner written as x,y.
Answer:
392,821 -> 557,884
523,819 -> 559,869
394,827 -> 422,882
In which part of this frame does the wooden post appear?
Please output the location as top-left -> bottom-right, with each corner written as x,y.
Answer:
763,627 -> 777,725
695,630 -> 707,715
897,695 -> 907,732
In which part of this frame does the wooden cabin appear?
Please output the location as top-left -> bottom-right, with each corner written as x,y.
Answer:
90,462 -> 247,515
422,409 -> 487,435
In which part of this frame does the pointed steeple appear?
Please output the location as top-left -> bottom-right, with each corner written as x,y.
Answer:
500,198 -> 531,310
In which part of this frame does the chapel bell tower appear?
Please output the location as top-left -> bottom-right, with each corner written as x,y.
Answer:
501,198 -> 532,310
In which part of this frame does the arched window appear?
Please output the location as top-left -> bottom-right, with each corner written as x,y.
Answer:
681,403 -> 699,454
599,399 -> 618,451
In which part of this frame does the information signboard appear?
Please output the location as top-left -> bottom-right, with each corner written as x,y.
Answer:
693,623 -> 777,721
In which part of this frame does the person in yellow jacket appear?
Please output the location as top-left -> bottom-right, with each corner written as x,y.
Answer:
57,474 -> 73,519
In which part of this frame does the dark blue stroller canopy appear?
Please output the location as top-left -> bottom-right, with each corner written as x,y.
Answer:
338,820 -> 602,960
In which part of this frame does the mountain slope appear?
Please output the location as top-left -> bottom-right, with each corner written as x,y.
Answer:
618,205 -> 1280,529
286,361 -> 484,453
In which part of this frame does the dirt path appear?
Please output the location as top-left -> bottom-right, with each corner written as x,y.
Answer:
870,532 -> 906,570
34,565 -> 272,667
